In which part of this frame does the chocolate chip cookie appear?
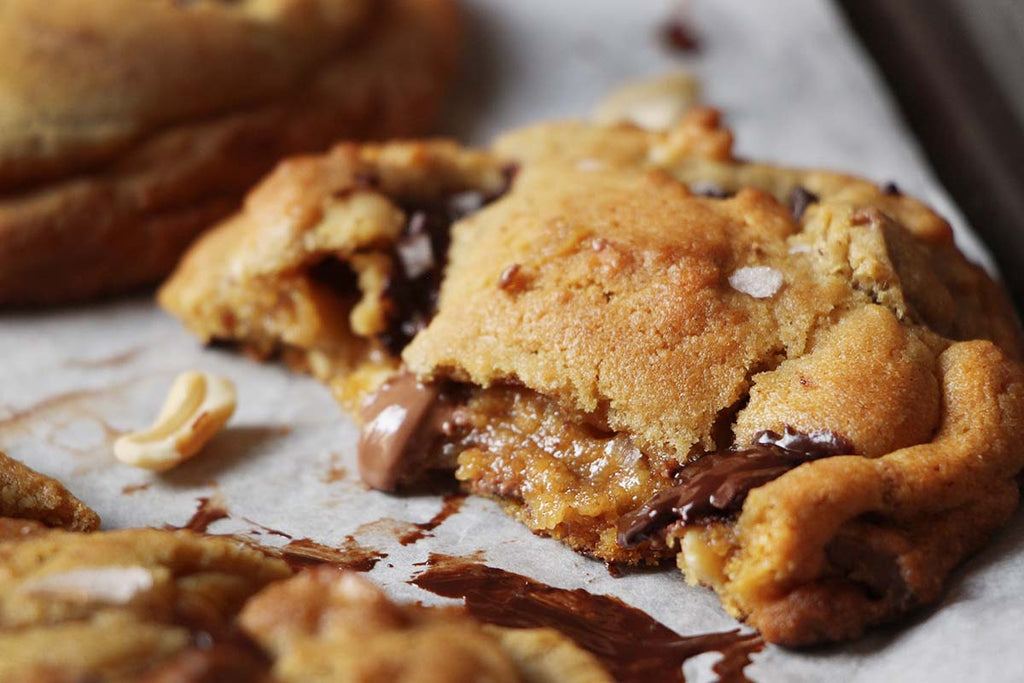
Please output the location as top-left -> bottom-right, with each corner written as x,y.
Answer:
0,0 -> 460,305
240,566 -> 611,682
162,109 -> 1024,645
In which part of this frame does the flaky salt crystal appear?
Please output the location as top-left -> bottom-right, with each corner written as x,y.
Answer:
728,266 -> 783,298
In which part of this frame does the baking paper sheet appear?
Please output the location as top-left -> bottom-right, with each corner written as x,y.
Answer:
1,1 -> 1018,680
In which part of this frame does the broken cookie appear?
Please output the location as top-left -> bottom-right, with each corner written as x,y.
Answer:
163,110 -> 1024,645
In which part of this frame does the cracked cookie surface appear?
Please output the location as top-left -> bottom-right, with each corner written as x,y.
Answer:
0,0 -> 461,305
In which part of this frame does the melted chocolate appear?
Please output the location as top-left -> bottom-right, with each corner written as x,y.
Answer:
619,426 -> 853,546
397,493 -> 466,545
357,371 -> 464,491
380,179 -> 513,354
276,537 -> 385,573
174,496 -> 230,534
413,554 -> 763,682
788,186 -> 819,221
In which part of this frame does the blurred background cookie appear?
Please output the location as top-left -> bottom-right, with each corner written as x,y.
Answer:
0,0 -> 461,306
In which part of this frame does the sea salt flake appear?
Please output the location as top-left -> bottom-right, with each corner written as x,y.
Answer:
728,266 -> 783,298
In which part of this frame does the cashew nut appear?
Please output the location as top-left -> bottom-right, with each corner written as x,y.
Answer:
114,371 -> 236,471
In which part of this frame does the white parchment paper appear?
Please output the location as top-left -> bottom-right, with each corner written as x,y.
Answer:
1,1 -> 1018,681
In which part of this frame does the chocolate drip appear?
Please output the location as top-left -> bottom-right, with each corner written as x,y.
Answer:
357,371 -> 464,491
619,426 -> 853,546
413,554 -> 763,683
380,174 -> 514,354
171,496 -> 229,534
397,493 -> 466,545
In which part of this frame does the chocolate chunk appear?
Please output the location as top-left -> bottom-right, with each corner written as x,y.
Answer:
661,17 -> 700,54
357,371 -> 462,491
691,182 -> 734,199
826,533 -> 914,609
498,263 -> 524,292
618,426 -> 853,546
788,186 -> 819,221
379,180 -> 515,355
881,182 -> 902,196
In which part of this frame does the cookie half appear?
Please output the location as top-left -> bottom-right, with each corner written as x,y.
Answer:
0,0 -> 461,305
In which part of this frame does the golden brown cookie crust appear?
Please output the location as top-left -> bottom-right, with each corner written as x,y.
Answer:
0,0 -> 461,305
239,566 -> 611,682
0,527 -> 289,680
0,451 -> 99,531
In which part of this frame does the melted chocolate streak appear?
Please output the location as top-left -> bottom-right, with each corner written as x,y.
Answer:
413,555 -> 763,683
397,493 -> 466,546
620,426 -> 853,546
381,167 -> 516,355
168,497 -> 386,573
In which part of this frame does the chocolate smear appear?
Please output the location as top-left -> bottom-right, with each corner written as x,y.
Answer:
397,493 -> 466,545
276,537 -> 385,573
788,186 -> 819,221
357,371 -> 464,491
413,554 -> 763,683
619,426 -> 853,546
172,496 -> 229,534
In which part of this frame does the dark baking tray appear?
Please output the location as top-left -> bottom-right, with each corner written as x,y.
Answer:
838,0 -> 1024,311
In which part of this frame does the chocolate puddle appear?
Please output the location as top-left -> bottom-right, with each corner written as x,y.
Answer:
397,493 -> 466,545
412,554 -> 764,682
